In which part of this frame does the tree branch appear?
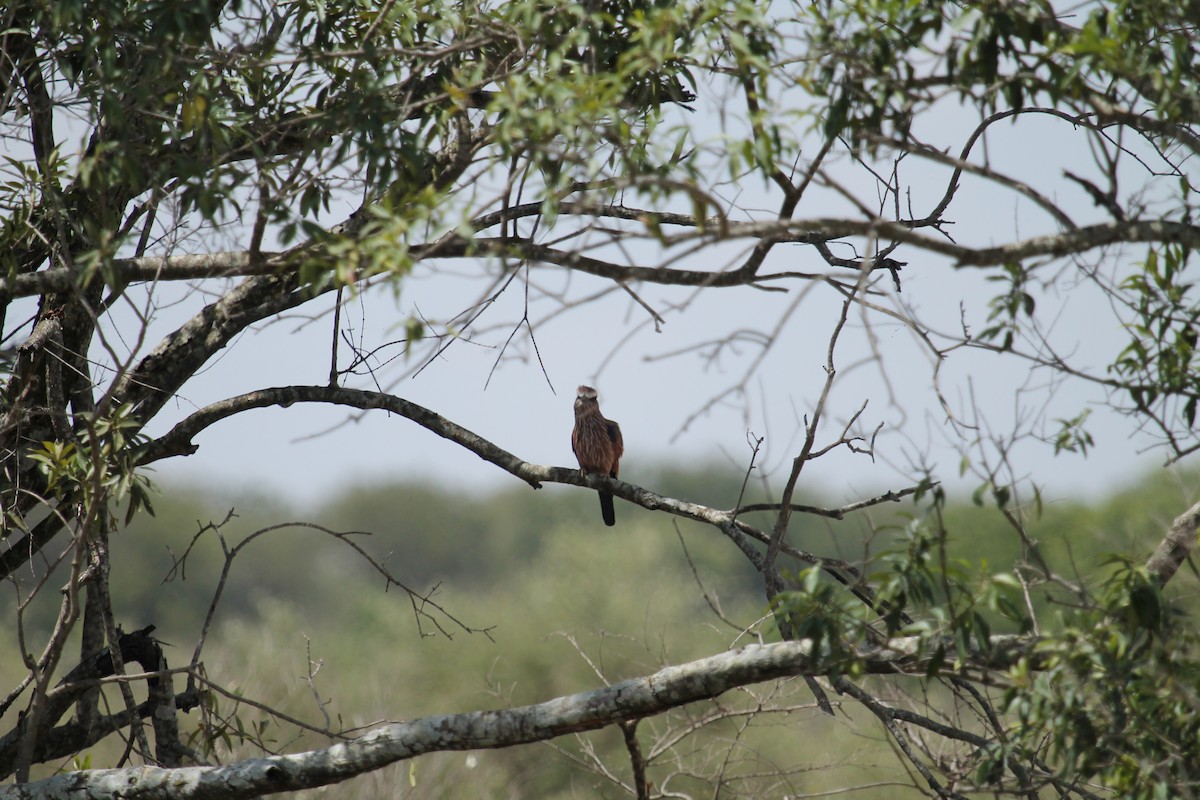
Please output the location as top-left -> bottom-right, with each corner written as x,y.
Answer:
2,637 -> 1035,800
0,253 -> 284,298
137,385 -> 904,559
1145,499 -> 1200,588
137,385 -> 541,488
708,218 -> 1200,269
135,384 -> 905,617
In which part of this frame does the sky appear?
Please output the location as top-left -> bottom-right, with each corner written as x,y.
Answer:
132,255 -> 1149,513
2,60 -> 1182,519
102,101 -> 1172,515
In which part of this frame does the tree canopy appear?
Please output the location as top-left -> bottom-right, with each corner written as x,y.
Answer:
2,0 -> 1200,797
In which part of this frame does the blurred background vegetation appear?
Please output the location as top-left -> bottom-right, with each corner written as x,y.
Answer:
4,463 -> 1196,797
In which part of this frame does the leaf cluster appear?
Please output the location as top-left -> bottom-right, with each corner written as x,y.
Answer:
25,403 -> 155,528
1004,559 -> 1200,798
1114,245 -> 1200,428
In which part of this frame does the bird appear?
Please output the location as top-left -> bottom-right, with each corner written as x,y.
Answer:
572,385 -> 624,526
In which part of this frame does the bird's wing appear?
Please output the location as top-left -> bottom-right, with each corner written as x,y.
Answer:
605,419 -> 623,476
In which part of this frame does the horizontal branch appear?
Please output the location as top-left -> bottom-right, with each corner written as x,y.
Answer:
0,253 -> 285,298
722,217 -> 1200,268
735,484 -> 927,520
7,212 -> 1188,303
2,636 -> 1034,799
468,200 -> 705,233
379,231 -> 767,287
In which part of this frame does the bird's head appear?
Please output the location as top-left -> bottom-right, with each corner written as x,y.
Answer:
574,385 -> 599,414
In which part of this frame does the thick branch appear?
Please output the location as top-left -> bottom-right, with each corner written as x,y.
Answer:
1145,500 -> 1200,588
109,273 -> 309,420
2,637 -> 1034,799
0,253 -> 283,298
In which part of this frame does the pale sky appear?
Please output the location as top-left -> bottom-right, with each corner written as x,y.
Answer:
116,99 -> 1169,512
3,76 -> 1177,515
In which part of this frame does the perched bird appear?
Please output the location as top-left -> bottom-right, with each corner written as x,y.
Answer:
572,385 -> 624,526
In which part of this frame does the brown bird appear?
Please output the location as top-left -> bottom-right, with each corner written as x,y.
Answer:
572,385 -> 624,526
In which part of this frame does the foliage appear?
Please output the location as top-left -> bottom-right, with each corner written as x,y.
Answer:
1004,560 -> 1200,799
26,403 -> 155,525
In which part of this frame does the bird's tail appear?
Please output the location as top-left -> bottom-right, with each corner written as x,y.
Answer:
599,492 -> 616,527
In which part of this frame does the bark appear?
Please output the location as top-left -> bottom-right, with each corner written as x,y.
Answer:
0,253 -> 283,298
0,636 -> 1035,800
1145,499 -> 1200,588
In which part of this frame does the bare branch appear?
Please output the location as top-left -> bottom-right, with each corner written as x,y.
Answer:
3,637 -> 1037,800
735,482 -> 930,520
138,385 -> 540,487
0,253 -> 283,299
702,218 -> 1200,269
